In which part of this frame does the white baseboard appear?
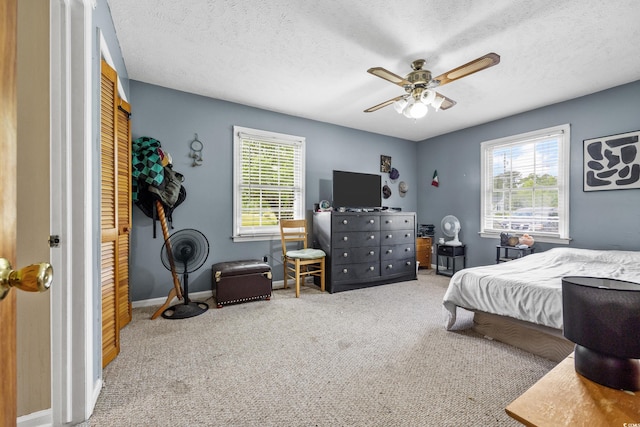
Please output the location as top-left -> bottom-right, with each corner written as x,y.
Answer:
90,378 -> 103,418
17,408 -> 52,427
132,280 -> 288,308
132,290 -> 212,308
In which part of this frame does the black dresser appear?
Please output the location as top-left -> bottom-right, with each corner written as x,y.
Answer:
313,211 -> 417,293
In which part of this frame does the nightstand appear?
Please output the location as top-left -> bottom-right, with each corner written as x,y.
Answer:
506,353 -> 640,426
435,244 -> 466,277
496,245 -> 535,263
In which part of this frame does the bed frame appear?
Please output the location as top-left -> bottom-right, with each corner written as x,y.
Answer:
472,311 -> 574,362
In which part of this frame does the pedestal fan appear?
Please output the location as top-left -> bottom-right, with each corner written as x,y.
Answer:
160,228 -> 210,319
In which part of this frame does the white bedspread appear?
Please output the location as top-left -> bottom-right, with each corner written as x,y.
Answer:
442,247 -> 640,330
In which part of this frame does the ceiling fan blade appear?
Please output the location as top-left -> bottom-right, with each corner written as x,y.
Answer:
432,52 -> 500,87
367,67 -> 412,87
364,95 -> 408,113
435,92 -> 457,110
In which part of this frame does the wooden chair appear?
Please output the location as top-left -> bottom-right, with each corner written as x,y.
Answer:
279,219 -> 326,297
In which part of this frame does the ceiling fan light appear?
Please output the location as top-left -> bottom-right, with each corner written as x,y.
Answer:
393,99 -> 408,114
432,95 -> 445,111
409,101 -> 428,119
402,98 -> 415,117
421,89 -> 436,105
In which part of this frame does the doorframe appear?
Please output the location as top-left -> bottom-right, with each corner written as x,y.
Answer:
50,0 -> 98,424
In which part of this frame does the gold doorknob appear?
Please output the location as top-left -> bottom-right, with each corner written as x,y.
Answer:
0,258 -> 53,300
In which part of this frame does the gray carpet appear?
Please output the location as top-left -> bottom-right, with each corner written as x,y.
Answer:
86,269 -> 555,426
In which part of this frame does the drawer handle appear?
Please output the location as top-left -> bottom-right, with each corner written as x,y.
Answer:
369,219 -> 374,224
369,266 -> 375,271
386,234 -> 392,239
386,220 -> 392,224
387,249 -> 393,254
387,264 -> 393,269
342,219 -> 348,225
343,236 -> 348,241
342,252 -> 348,258
369,235 -> 375,240
342,268 -> 348,274
405,233 -> 411,238
405,247 -> 411,252
405,261 -> 411,266
369,251 -> 375,256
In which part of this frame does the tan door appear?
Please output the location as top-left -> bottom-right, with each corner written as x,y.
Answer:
101,59 -> 120,367
117,99 -> 132,328
1,0 -> 19,423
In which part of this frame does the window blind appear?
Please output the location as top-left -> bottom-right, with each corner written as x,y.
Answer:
480,124 -> 570,241
233,126 -> 305,240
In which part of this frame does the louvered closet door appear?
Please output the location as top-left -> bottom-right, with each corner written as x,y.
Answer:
117,99 -> 132,328
101,59 -> 120,367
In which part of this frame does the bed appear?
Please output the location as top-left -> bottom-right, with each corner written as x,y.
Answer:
442,247 -> 640,361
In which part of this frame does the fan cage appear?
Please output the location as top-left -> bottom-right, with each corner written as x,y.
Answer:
161,228 -> 209,274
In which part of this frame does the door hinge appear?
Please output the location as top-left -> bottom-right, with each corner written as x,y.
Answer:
49,235 -> 60,248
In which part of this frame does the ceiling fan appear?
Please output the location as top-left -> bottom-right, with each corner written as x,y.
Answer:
364,52 -> 500,119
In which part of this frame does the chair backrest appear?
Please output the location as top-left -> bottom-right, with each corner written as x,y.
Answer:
279,219 -> 309,255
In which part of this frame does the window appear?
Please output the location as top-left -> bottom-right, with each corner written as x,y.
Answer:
480,124 -> 571,243
233,126 -> 305,241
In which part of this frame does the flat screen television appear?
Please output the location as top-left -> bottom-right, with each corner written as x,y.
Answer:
332,170 -> 381,209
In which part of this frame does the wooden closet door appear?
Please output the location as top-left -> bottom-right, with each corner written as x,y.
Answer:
117,99 -> 132,328
100,59 -> 119,367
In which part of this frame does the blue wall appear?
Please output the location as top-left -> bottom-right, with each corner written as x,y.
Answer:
129,81 -> 418,301
129,79 -> 640,301
418,80 -> 640,267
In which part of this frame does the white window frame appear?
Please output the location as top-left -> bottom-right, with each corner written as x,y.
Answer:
480,124 -> 571,244
233,126 -> 305,242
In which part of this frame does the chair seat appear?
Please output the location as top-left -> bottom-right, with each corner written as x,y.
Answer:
286,248 -> 326,259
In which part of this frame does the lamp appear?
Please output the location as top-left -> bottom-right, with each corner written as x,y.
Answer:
393,98 -> 408,114
394,89 -> 441,119
421,89 -> 436,105
562,276 -> 640,391
402,97 -> 415,118
408,101 -> 428,118
432,95 -> 445,111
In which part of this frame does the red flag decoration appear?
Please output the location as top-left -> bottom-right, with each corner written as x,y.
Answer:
431,170 -> 439,187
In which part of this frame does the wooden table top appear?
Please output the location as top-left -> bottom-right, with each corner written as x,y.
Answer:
506,353 -> 640,426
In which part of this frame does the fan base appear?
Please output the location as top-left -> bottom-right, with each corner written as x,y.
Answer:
161,300 -> 209,319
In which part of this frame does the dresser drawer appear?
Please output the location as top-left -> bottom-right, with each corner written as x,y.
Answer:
380,257 -> 415,277
332,247 -> 378,265
380,215 -> 415,230
332,262 -> 380,283
380,229 -> 414,245
416,237 -> 432,251
437,244 -> 465,257
332,215 -> 379,232
380,244 -> 414,261
333,231 -> 380,248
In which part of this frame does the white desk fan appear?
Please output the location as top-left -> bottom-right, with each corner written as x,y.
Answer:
441,215 -> 462,246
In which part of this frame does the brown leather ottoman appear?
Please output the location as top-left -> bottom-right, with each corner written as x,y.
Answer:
211,260 -> 272,308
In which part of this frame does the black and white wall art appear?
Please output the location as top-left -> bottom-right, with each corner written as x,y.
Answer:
583,130 -> 640,191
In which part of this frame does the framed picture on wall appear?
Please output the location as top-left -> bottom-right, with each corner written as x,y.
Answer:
380,155 -> 391,172
583,130 -> 640,191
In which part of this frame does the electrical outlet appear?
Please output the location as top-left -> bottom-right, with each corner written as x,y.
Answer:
263,255 -> 268,263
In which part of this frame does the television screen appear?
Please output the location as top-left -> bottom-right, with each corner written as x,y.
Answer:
332,170 -> 381,208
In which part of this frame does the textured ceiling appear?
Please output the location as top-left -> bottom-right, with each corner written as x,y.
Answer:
106,0 -> 640,141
